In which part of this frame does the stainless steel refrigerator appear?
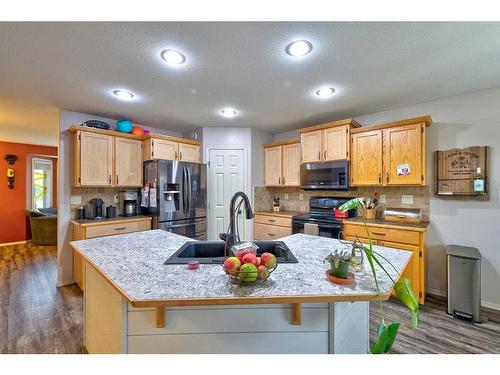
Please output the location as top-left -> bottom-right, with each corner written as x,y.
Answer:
141,160 -> 207,240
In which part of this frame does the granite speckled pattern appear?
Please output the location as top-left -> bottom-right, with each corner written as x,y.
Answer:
70,230 -> 411,303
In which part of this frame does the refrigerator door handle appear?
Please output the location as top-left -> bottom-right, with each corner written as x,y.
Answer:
187,166 -> 192,214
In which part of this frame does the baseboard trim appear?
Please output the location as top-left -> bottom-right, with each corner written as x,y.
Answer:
57,279 -> 76,287
427,288 -> 500,312
0,240 -> 29,247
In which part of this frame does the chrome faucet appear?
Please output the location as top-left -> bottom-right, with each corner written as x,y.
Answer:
219,191 -> 254,249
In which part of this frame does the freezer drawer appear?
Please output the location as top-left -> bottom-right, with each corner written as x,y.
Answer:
159,218 -> 207,240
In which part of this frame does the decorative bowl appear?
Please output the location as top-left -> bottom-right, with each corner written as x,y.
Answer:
116,119 -> 133,133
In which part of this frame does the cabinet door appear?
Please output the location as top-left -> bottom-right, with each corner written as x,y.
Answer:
153,139 -> 178,160
383,123 -> 423,185
323,125 -> 348,161
178,143 -> 200,163
282,143 -> 301,186
78,131 -> 113,186
350,130 -> 383,186
300,130 -> 322,163
115,138 -> 143,187
264,146 -> 282,186
378,240 -> 421,302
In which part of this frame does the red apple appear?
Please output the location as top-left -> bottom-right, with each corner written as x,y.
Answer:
260,252 -> 276,268
257,265 -> 270,279
255,257 -> 261,267
241,253 -> 257,266
223,256 -> 241,275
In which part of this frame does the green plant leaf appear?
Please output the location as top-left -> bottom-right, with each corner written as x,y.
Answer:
339,198 -> 360,213
394,278 -> 419,329
371,322 -> 400,354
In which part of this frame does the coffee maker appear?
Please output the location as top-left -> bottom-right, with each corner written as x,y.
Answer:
88,198 -> 105,220
120,190 -> 138,217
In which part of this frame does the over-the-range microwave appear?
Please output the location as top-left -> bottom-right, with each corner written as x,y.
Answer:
300,161 -> 349,190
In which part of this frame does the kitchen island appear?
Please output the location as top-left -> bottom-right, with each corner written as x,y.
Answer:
70,230 -> 412,354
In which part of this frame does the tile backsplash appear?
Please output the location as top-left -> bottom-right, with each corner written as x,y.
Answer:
254,185 -> 430,221
70,187 -> 126,219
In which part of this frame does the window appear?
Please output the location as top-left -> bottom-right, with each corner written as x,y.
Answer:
32,158 -> 53,210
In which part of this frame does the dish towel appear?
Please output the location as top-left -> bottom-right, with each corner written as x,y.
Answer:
304,223 -> 319,236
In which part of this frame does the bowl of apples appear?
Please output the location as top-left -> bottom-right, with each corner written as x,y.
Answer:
223,248 -> 277,286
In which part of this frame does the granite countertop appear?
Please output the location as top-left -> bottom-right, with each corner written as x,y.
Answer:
70,230 -> 411,306
345,217 -> 430,231
254,210 -> 300,218
71,215 -> 152,227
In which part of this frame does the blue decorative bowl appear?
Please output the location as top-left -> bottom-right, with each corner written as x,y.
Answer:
116,119 -> 133,133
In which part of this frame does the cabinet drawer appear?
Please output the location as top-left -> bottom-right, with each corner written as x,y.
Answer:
343,223 -> 419,245
254,214 -> 291,228
254,223 -> 292,240
85,220 -> 151,239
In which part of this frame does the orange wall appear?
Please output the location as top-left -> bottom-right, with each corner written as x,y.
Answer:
0,141 -> 58,244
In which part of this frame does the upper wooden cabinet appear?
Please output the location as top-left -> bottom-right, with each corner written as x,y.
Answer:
143,136 -> 201,163
298,119 -> 361,163
73,131 -> 114,187
350,116 -> 431,187
264,140 -> 300,187
115,138 -> 143,187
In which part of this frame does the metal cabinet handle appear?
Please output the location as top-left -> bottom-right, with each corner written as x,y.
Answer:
116,175 -> 119,185
386,172 -> 389,183
324,150 -> 327,160
175,151 -> 178,160
282,176 -> 285,185
378,174 -> 381,184
114,227 -> 127,231
108,174 -> 112,184
372,232 -> 386,236
268,233 -> 276,236
278,177 -> 281,185
268,219 -> 276,223
179,151 -> 182,160
318,151 -> 321,160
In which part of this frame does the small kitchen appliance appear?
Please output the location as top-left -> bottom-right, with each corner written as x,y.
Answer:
121,190 -> 138,217
106,205 -> 116,219
88,198 -> 105,220
292,197 -> 355,238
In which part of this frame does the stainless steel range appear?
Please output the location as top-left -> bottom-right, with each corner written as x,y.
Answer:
292,196 -> 356,238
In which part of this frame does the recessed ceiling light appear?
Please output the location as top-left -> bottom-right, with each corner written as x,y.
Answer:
286,40 -> 313,57
161,49 -> 186,65
220,107 -> 238,118
112,89 -> 135,100
315,87 -> 336,98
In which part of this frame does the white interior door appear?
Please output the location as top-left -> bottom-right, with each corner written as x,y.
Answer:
208,149 -> 246,240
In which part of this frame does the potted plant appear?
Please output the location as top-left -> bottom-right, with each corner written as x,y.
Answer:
324,250 -> 352,279
338,198 -> 420,354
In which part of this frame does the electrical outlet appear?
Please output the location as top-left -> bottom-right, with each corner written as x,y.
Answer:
299,193 -> 304,200
70,195 -> 82,205
284,193 -> 289,200
379,194 -> 386,204
114,194 -> 120,204
401,195 -> 414,205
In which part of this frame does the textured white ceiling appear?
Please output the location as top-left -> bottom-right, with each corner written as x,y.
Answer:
1,22 -> 500,133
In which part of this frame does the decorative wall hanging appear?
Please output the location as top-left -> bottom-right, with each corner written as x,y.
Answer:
434,146 -> 489,199
4,154 -> 18,190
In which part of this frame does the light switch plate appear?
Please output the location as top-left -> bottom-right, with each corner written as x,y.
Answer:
379,194 -> 386,204
401,195 -> 414,205
299,193 -> 304,200
114,194 -> 120,204
70,195 -> 81,205
284,193 -> 289,200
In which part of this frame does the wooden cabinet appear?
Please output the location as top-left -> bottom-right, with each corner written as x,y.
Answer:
264,140 -> 300,187
72,217 -> 152,291
143,137 -> 201,163
351,130 -> 383,186
350,116 -> 430,187
254,214 -> 292,240
343,221 -> 427,304
299,119 -> 360,163
74,131 -> 114,186
178,143 -> 200,163
115,138 -> 143,187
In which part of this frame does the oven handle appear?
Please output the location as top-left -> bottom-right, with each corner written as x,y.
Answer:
293,221 -> 342,230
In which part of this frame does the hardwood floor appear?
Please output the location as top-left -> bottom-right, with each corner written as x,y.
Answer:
0,242 -> 83,354
1,242 -> 499,354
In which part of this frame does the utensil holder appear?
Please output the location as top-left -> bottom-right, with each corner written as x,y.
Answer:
364,208 -> 376,220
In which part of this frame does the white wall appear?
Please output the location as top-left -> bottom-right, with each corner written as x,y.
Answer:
251,128 -> 273,187
57,110 -> 182,286
273,87 -> 500,309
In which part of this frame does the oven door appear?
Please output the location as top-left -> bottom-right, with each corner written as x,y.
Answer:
292,219 -> 343,239
300,161 -> 349,190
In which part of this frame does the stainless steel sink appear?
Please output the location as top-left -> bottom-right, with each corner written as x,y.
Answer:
164,240 -> 298,264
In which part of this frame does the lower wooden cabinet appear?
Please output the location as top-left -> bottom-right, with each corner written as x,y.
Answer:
72,217 -> 152,291
254,214 -> 292,240
343,221 -> 426,304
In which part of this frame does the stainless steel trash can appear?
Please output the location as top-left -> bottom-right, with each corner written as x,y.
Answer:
446,245 -> 482,323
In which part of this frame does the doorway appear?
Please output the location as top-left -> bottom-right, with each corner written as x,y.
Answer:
207,148 -> 246,240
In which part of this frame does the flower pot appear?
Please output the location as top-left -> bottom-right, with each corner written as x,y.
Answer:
330,261 -> 350,279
